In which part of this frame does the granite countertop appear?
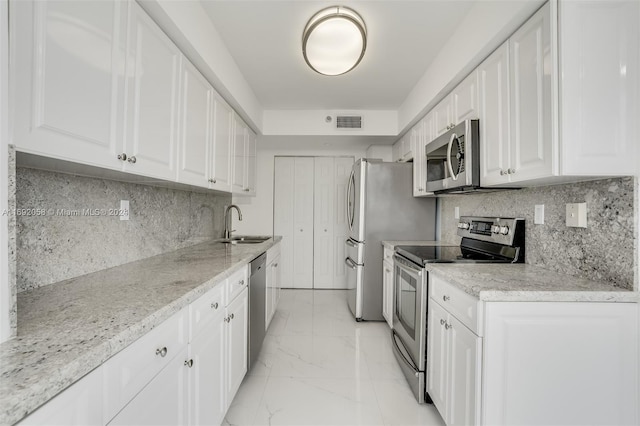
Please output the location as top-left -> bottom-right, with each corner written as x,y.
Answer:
0,237 -> 281,426
427,263 -> 638,303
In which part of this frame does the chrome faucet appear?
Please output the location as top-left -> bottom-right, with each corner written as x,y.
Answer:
224,205 -> 243,239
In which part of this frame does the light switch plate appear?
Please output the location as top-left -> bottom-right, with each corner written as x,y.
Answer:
534,204 -> 544,225
120,200 -> 129,221
566,203 -> 587,228
454,206 -> 460,219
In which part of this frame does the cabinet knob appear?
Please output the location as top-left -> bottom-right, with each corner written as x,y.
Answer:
324,229 -> 328,232
117,153 -> 127,161
500,170 -> 505,176
230,313 -> 235,320
127,156 -> 137,164
184,359 -> 193,368
442,295 -> 450,302
445,323 -> 453,330
224,316 -> 230,323
239,279 -> 245,285
273,263 -> 278,268
244,188 -> 250,192
155,347 -> 168,357
213,178 -> 217,183
211,302 -> 219,310
440,319 -> 446,326
508,168 -> 516,174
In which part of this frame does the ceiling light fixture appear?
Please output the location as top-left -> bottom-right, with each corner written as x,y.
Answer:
302,6 -> 367,76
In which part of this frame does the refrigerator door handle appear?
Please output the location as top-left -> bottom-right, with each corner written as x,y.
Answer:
346,169 -> 355,231
345,239 -> 357,248
344,257 -> 358,270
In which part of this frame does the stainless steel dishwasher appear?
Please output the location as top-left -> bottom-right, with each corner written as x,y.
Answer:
248,252 -> 266,370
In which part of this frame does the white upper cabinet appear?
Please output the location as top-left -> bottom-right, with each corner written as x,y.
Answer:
479,43 -> 511,186
412,117 -> 433,197
508,4 -> 554,183
11,0 -> 126,170
392,135 -> 413,162
433,95 -> 454,137
480,0 -> 638,187
452,71 -> 480,124
177,59 -> 212,187
122,1 -> 180,181
210,95 -> 233,192
558,0 -> 638,176
231,116 -> 246,194
244,129 -> 257,196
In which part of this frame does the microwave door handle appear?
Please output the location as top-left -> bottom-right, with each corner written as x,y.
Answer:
447,133 -> 458,181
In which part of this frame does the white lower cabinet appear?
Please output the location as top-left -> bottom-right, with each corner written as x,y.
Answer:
108,346 -> 189,426
266,242 -> 282,329
428,275 -> 639,426
225,287 -> 249,403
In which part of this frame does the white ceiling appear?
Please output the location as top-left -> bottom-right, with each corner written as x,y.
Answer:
200,1 -> 475,111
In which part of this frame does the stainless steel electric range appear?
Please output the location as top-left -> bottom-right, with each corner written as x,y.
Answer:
391,216 -> 525,404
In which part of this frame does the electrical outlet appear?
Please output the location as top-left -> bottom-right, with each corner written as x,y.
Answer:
454,206 -> 460,219
120,200 -> 130,221
534,205 -> 544,225
566,203 -> 587,228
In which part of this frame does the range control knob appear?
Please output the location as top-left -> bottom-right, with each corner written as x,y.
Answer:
457,222 -> 470,230
499,225 -> 510,235
491,225 -> 501,234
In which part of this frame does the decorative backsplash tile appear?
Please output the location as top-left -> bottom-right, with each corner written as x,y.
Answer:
15,167 -> 231,292
439,177 -> 636,290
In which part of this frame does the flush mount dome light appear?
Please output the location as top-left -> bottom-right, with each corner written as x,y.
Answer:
302,6 -> 367,76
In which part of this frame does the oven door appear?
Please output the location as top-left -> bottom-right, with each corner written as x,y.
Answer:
392,254 -> 427,371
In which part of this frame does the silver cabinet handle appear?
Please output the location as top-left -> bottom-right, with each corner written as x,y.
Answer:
211,302 -> 219,309
443,295 -> 450,302
117,153 -> 127,161
239,279 -> 245,285
156,347 -> 167,357
230,313 -> 235,319
508,168 -> 516,174
184,359 -> 193,368
273,263 -> 278,268
127,156 -> 137,164
224,316 -> 230,323
445,323 -> 453,330
440,319 -> 446,325
500,170 -> 506,176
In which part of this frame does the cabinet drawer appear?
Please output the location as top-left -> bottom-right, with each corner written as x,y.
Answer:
103,308 -> 188,423
431,275 -> 482,335
227,265 -> 248,304
383,246 -> 394,262
189,282 -> 225,341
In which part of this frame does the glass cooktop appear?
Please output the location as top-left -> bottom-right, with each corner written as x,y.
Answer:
395,244 -> 515,266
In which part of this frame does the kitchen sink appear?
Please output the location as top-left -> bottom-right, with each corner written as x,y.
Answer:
220,235 -> 271,244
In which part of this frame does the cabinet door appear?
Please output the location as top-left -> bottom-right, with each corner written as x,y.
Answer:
124,1 -> 180,180
231,116 -> 246,193
509,3 -> 555,182
210,95 -> 233,192
108,346 -> 189,426
392,140 -> 402,162
272,253 -> 281,319
313,157 -> 335,289
433,96 -> 453,137
382,260 -> 393,328
17,367 -> 102,426
11,0 -> 125,171
189,314 -> 226,426
412,119 -> 430,196
244,129 -> 257,195
292,158 -> 314,289
452,71 -> 480,123
479,42 -> 511,186
177,60 -> 211,187
226,287 -> 248,404
447,315 -> 482,426
427,300 -> 449,415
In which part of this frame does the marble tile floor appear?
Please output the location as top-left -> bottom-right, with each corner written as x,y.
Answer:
224,289 -> 446,426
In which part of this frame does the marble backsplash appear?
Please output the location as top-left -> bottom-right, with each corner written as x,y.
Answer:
439,177 -> 636,290
15,167 -> 231,292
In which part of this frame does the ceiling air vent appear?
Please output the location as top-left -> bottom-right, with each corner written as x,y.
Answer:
336,115 -> 362,129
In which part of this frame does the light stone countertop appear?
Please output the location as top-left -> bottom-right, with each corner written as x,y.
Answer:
427,263 -> 638,303
383,240 -> 637,303
0,237 -> 281,426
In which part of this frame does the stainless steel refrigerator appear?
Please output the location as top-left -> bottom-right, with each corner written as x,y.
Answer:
345,159 -> 437,321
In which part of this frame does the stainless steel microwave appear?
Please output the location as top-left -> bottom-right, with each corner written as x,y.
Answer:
425,119 -> 480,193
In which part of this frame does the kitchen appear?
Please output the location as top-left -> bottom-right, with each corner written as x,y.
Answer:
0,0 -> 639,425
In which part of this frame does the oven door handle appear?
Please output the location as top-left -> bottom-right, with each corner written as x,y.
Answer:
393,254 -> 423,276
392,331 -> 419,374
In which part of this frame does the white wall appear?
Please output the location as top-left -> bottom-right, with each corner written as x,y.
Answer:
138,0 -> 263,132
231,144 -> 367,236
0,0 -> 10,343
398,0 -> 544,134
